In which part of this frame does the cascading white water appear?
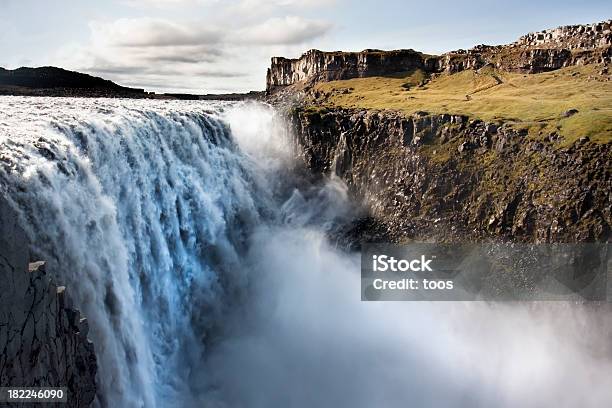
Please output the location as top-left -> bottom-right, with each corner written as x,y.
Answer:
1,96 -> 611,408
0,97 -> 278,407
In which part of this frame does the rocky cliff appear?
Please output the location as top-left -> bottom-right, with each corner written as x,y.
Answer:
267,49 -> 438,91
290,107 -> 611,243
515,20 -> 612,50
440,19 -> 612,74
267,20 -> 612,91
0,198 -> 96,407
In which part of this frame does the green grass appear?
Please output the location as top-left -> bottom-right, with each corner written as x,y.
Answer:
314,64 -> 612,144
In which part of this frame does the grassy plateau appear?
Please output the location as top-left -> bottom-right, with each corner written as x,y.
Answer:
313,64 -> 612,144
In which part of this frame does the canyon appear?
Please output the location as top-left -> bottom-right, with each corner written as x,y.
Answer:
0,18 -> 610,407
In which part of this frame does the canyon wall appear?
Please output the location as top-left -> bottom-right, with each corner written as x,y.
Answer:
290,107 -> 611,243
0,198 -> 96,407
267,20 -> 612,91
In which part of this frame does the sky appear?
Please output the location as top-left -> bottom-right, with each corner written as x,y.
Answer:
0,0 -> 610,93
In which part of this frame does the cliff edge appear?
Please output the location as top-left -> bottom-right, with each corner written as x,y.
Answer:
0,198 -> 97,407
273,19 -> 611,244
267,19 -> 611,92
291,108 -> 610,243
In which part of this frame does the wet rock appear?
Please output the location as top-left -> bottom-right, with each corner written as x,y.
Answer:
0,198 -> 96,407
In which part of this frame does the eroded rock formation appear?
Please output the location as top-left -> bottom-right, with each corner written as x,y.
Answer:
0,198 -> 96,407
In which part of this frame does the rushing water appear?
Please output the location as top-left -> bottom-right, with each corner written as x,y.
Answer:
0,97 -> 611,407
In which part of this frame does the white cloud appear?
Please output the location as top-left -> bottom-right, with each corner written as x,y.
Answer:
120,0 -> 334,14
52,11 -> 333,93
90,18 -> 222,47
235,0 -> 335,11
229,0 -> 337,20
120,0 -> 218,8
236,16 -> 332,45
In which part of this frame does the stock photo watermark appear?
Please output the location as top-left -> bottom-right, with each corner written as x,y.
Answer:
362,243 -> 611,301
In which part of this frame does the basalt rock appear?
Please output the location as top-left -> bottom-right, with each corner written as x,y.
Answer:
290,107 -> 611,243
267,49 -> 438,92
516,20 -> 612,50
0,197 -> 96,407
267,19 -> 612,92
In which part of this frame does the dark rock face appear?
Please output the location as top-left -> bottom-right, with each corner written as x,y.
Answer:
290,108 -> 611,243
0,198 -> 96,407
267,20 -> 612,91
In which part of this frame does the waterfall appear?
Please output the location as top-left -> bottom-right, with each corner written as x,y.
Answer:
1,97 -> 611,408
0,97 -> 279,407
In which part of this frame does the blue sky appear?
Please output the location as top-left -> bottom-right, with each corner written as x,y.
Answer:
0,0 -> 610,93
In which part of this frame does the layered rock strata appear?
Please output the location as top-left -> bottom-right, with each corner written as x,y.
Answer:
267,20 -> 612,91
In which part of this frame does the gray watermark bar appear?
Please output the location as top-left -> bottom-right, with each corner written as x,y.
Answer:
0,387 -> 67,403
361,243 -> 610,301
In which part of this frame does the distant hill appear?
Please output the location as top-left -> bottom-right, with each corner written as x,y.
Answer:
0,66 -> 147,97
0,66 -> 265,99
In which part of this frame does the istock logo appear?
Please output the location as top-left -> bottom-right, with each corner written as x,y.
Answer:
363,243 -> 609,301
372,255 -> 434,272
